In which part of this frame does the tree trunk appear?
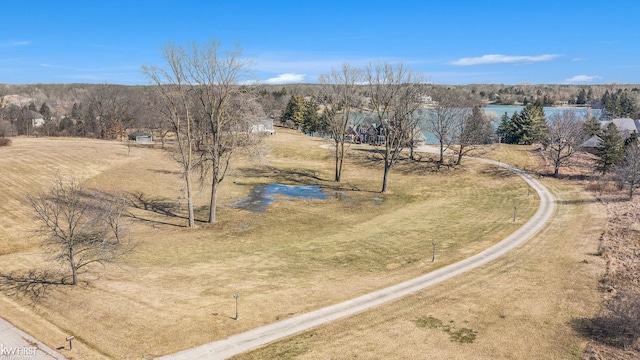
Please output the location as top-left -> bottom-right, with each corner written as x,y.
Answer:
439,141 -> 445,163
456,145 -> 464,165
185,172 -> 195,228
208,180 -> 218,223
381,162 -> 390,193
553,149 -> 561,177
335,142 -> 342,182
69,247 -> 78,285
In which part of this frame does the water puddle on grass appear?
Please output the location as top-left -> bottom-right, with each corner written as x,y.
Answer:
233,184 -> 328,213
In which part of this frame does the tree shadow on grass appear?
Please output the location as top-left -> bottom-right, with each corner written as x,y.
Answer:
570,290 -> 640,353
0,270 -> 68,303
235,166 -> 326,183
128,191 -> 202,227
478,165 -> 520,179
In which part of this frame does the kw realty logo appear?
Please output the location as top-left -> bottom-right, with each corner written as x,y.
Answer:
0,344 -> 37,359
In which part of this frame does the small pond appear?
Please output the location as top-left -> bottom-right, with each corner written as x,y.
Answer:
233,184 -> 328,213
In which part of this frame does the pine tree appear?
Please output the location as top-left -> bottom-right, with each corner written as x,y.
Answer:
301,98 -> 321,134
496,101 -> 548,145
576,88 -> 587,105
596,122 -> 625,174
281,95 -> 306,128
496,112 -> 516,143
584,116 -> 601,137
517,101 -> 548,145
39,102 -> 52,121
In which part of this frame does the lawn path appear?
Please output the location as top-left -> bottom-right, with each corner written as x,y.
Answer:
157,154 -> 556,360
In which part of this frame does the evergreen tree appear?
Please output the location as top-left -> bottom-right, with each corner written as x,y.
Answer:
495,101 -> 547,145
39,102 -> 52,121
576,88 -> 587,105
28,101 -> 37,112
584,116 -> 601,137
281,95 -> 306,128
518,101 -> 548,144
596,122 -> 625,174
496,111 -> 515,143
601,89 -> 639,118
301,98 -> 321,134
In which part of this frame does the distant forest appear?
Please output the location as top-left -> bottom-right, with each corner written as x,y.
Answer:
1,83 -> 639,140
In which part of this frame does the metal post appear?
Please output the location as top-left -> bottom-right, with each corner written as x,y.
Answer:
513,205 -> 517,222
66,336 -> 74,350
233,293 -> 240,320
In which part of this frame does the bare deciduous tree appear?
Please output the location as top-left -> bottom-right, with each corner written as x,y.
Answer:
143,43 -> 199,227
364,63 -> 424,193
146,40 -> 261,224
542,109 -> 586,176
186,40 -> 259,223
455,105 -> 495,165
615,143 -> 640,199
425,87 -> 472,165
27,174 -> 132,286
83,84 -> 132,140
318,63 -> 363,182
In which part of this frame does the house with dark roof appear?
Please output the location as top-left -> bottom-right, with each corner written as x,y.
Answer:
580,118 -> 640,153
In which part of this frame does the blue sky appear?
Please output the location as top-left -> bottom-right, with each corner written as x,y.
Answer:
2,0 -> 639,85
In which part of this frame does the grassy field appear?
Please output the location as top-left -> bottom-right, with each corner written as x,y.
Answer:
0,129 -> 603,359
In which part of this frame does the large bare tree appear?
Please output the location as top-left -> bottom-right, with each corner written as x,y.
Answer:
143,43 -> 199,227
425,87 -> 472,164
364,63 -> 424,193
27,174 -> 132,285
186,40 -> 258,224
542,109 -> 586,176
83,84 -> 132,140
455,105 -> 495,165
146,40 -> 259,224
318,63 -> 363,182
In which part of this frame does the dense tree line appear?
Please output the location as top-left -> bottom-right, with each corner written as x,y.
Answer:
1,83 -> 639,142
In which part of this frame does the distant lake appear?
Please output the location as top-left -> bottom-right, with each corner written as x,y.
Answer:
484,104 -> 602,120
349,105 -> 601,145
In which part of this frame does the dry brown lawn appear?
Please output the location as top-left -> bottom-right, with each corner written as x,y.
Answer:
0,130 -> 603,359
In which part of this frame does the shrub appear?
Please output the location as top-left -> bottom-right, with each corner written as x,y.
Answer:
0,138 -> 12,147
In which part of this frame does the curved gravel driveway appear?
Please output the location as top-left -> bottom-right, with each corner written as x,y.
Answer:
158,156 -> 556,360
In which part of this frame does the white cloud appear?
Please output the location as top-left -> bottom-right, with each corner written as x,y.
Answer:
264,73 -> 306,84
1,41 -> 30,47
40,63 -> 67,69
565,75 -> 600,83
449,54 -> 560,66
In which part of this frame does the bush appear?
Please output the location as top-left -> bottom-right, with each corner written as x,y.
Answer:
0,138 -> 12,147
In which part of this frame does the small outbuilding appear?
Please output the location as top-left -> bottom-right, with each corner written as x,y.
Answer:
129,130 -> 153,144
